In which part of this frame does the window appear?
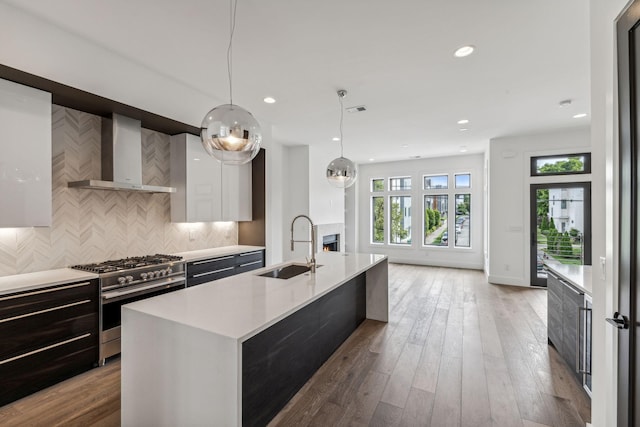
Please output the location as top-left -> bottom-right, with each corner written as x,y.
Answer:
454,194 -> 471,248
424,175 -> 448,189
371,197 -> 384,243
390,177 -> 411,191
424,195 -> 448,246
372,179 -> 384,192
531,153 -> 591,176
561,199 -> 567,209
390,196 -> 411,244
455,173 -> 470,188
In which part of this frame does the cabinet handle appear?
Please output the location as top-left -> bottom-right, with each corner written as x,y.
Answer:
576,306 -> 592,375
192,266 -> 234,278
0,281 -> 91,302
239,251 -> 262,257
239,260 -> 262,268
192,256 -> 234,265
0,299 -> 91,324
0,333 -> 91,365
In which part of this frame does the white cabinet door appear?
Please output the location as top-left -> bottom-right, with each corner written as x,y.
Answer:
0,79 -> 52,227
221,163 -> 252,221
170,134 -> 251,222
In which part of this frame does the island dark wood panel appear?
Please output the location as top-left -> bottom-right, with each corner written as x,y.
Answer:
242,273 -> 366,427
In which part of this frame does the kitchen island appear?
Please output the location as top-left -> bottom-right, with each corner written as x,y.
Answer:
121,251 -> 388,426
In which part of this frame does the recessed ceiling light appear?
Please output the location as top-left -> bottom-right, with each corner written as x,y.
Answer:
457,119 -> 469,125
460,128 -> 469,132
332,137 -> 340,141
263,97 -> 276,104
559,99 -> 572,107
454,45 -> 475,58
573,113 -> 587,118
460,146 -> 468,153
369,158 -> 375,162
193,158 -> 201,161
401,144 -> 409,148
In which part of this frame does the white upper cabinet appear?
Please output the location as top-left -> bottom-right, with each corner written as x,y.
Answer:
0,79 -> 52,227
222,162 -> 252,222
170,134 -> 251,222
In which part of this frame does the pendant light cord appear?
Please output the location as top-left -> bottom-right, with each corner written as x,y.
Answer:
338,91 -> 345,157
227,0 -> 239,106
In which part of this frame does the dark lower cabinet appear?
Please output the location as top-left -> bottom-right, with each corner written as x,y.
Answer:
186,250 -> 265,287
546,270 -> 588,388
0,279 -> 99,406
242,273 -> 366,427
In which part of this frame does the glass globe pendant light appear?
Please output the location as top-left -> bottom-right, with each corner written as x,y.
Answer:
326,90 -> 357,188
200,0 -> 262,165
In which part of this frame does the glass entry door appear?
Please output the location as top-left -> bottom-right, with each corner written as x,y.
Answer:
530,182 -> 591,286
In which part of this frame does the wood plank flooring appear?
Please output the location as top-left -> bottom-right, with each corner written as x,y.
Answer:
0,264 -> 591,426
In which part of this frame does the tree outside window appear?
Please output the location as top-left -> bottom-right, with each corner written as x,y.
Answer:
390,196 -> 411,244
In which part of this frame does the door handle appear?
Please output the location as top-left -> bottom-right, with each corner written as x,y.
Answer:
606,312 -> 630,329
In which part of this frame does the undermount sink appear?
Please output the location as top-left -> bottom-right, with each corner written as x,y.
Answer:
257,263 -> 321,280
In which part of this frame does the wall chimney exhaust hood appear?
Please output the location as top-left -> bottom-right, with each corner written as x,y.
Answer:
68,114 -> 176,193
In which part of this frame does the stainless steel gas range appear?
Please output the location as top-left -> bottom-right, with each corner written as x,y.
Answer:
72,254 -> 186,364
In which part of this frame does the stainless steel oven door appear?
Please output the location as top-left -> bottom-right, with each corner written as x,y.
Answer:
99,277 -> 185,363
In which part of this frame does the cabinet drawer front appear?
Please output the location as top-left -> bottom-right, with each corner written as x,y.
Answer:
0,301 -> 97,361
187,256 -> 236,276
0,280 -> 97,320
235,260 -> 264,275
187,267 -> 237,287
0,333 -> 97,407
236,250 -> 264,265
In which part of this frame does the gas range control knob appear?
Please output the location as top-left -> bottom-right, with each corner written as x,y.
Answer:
126,275 -> 134,284
141,272 -> 148,280
147,271 -> 155,279
156,270 -> 164,277
167,267 -> 173,274
117,277 -> 127,285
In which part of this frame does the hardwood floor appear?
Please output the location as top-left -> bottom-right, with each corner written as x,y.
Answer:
0,264 -> 591,426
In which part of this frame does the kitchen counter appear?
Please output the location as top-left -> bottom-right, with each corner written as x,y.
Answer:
0,268 -> 98,296
121,251 -> 388,426
173,245 -> 265,263
544,261 -> 592,296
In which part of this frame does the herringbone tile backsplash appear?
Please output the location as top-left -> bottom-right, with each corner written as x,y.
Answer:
0,106 -> 237,277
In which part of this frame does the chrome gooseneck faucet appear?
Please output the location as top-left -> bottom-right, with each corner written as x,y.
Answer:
290,214 -> 317,273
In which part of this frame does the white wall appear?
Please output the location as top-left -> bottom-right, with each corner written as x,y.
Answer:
308,146 -> 346,225
283,146 -> 311,261
354,154 -> 484,269
590,0 -> 630,426
487,128 -> 590,286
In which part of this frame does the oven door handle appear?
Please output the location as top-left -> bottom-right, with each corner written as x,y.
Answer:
102,277 -> 185,302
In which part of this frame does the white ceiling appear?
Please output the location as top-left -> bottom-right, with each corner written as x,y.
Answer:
3,0 -> 590,164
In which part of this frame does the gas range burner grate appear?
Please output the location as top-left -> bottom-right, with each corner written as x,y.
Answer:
71,254 -> 183,274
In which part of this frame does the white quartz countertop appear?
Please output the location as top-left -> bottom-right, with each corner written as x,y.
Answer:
123,252 -> 387,341
173,245 -> 265,262
0,268 -> 98,296
544,262 -> 592,296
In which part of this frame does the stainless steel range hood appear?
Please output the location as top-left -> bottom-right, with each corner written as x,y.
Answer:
68,114 -> 176,193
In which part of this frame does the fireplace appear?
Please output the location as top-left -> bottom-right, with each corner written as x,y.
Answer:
323,234 -> 340,252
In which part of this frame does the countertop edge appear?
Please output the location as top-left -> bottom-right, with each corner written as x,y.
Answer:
544,262 -> 592,296
173,245 -> 265,262
0,268 -> 99,296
